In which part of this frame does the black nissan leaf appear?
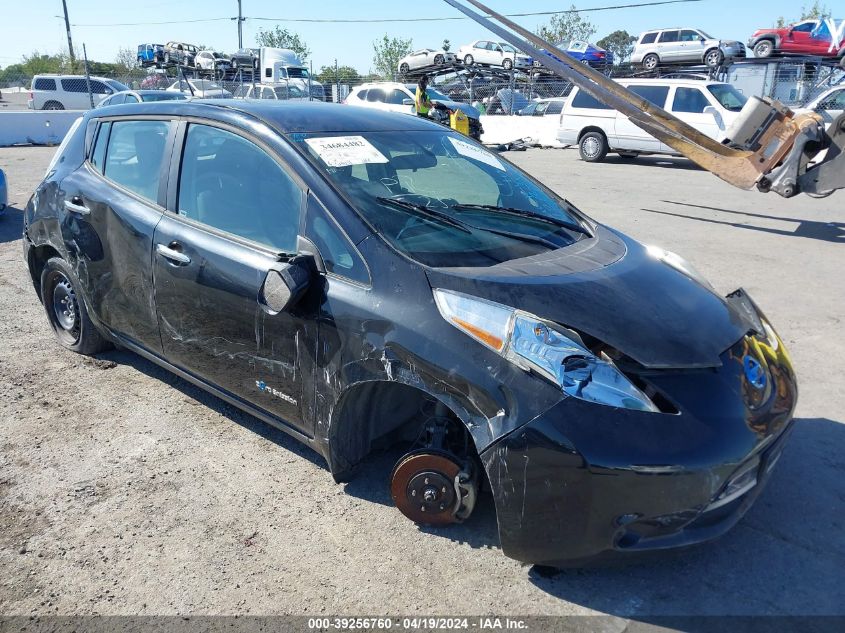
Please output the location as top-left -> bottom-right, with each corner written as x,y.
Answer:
23,100 -> 796,566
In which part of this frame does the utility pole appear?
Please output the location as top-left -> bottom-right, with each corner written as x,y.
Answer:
61,0 -> 77,70
237,0 -> 244,49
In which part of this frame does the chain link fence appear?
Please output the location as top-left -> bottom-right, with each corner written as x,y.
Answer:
2,57 -> 842,113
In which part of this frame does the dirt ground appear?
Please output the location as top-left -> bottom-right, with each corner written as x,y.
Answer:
0,145 -> 843,620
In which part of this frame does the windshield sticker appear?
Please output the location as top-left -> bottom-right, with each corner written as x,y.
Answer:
305,136 -> 389,167
447,137 -> 505,171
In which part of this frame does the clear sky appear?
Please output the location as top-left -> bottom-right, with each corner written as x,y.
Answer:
0,0 -> 829,73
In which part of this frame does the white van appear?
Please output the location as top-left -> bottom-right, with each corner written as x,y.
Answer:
28,75 -> 130,110
557,78 -> 748,162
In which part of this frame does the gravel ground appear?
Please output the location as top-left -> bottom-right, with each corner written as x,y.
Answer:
0,145 -> 843,620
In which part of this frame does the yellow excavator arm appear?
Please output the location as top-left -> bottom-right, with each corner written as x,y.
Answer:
443,0 -> 844,198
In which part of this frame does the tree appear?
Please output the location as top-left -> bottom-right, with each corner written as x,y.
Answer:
596,30 -> 636,64
114,47 -> 137,71
317,64 -> 361,85
372,34 -> 413,79
255,26 -> 311,61
537,5 -> 596,44
442,39 -> 451,52
775,2 -> 831,27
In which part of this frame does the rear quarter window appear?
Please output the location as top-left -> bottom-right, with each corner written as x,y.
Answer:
570,89 -> 612,110
90,122 -> 111,174
34,78 -> 57,91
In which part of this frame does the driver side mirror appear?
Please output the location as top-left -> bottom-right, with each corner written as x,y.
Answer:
402,98 -> 414,106
259,256 -> 313,314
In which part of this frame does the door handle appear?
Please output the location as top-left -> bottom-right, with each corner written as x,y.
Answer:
64,197 -> 90,215
155,243 -> 191,265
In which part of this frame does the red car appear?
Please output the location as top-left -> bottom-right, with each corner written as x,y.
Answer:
748,19 -> 845,61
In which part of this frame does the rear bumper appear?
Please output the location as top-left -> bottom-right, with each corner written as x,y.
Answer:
480,317 -> 797,567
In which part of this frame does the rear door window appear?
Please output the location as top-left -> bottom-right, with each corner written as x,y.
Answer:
176,124 -> 303,252
545,101 -> 564,115
629,84 -> 670,108
90,122 -> 111,174
103,120 -> 171,203
367,89 -> 385,102
61,78 -> 88,93
640,32 -> 658,44
658,31 -> 680,43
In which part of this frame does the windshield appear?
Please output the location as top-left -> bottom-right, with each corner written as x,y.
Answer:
141,92 -> 187,102
106,80 -> 129,92
707,84 -> 747,112
296,130 -> 588,267
192,79 -> 222,90
500,43 -> 516,53
698,30 -> 714,39
274,85 -> 305,99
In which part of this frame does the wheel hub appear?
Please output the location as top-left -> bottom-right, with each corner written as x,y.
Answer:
583,137 -> 599,157
52,279 -> 77,331
390,452 -> 462,526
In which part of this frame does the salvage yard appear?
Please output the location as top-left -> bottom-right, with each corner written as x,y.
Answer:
0,145 -> 843,619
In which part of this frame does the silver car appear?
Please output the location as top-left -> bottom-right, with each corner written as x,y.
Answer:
631,28 -> 746,70
397,49 -> 457,74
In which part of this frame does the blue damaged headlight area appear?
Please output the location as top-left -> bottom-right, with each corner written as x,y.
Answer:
433,288 -> 659,412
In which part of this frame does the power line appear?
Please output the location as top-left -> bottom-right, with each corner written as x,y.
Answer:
70,0 -> 703,27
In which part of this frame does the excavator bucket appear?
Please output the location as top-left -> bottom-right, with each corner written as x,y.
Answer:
442,0 -> 827,194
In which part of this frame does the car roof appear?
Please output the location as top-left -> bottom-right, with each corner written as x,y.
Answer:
353,82 -> 406,90
91,100 -> 445,134
614,78 -> 725,86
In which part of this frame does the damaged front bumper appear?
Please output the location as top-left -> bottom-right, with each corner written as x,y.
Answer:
480,292 -> 797,567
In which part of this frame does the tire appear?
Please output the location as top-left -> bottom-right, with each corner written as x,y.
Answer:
434,54 -> 444,65
503,58 -> 513,71
463,54 -> 474,66
231,59 -> 239,70
40,257 -> 111,355
43,101 -> 65,110
164,52 -> 170,65
642,53 -> 659,71
753,40 -> 774,59
399,63 -> 409,74
579,131 -> 608,162
704,48 -> 724,68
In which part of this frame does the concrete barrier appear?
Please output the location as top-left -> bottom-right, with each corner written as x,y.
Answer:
0,111 -> 83,147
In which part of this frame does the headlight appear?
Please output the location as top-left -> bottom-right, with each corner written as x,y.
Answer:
433,289 -> 658,413
646,245 -> 714,291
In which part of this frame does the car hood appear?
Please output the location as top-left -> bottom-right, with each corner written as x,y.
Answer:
425,226 -> 751,369
431,99 -> 481,119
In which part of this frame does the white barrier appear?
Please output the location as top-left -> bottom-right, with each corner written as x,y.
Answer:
480,114 -> 567,148
0,111 -> 83,147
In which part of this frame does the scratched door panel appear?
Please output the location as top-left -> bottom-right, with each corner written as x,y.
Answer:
152,214 -> 312,434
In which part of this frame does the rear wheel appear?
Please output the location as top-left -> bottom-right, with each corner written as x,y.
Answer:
399,62 -> 409,74
579,131 -> 608,162
642,53 -> 659,71
434,54 -> 444,65
502,58 -> 513,71
704,48 -> 724,68
463,54 -> 474,66
43,101 -> 64,110
753,40 -> 774,58
40,258 -> 111,355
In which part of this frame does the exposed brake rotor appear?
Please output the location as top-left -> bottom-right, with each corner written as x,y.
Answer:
390,452 -> 463,526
